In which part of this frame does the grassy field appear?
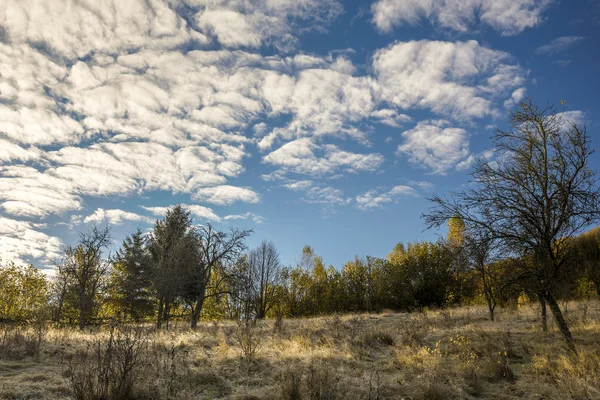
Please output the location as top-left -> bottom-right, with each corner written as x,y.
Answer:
1,301 -> 600,400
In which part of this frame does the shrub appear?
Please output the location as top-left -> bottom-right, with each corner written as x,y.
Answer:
360,329 -> 394,348
236,319 -> 262,362
66,325 -> 147,400
306,360 -> 339,400
273,309 -> 285,337
0,325 -> 45,360
280,367 -> 303,400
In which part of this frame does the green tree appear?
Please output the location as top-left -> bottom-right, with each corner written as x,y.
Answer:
576,227 -> 600,298
0,262 -> 48,322
310,256 -> 328,314
147,205 -> 195,329
403,241 -> 455,309
342,257 -> 369,312
109,229 -> 154,321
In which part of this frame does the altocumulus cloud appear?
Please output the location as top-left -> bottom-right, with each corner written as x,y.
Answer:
356,185 -> 418,211
371,0 -> 552,35
84,209 -> 154,226
0,0 -> 531,266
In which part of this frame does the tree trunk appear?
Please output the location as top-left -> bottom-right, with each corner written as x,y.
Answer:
538,293 -> 548,332
164,302 -> 170,330
191,296 -> 205,328
79,312 -> 86,330
157,298 -> 164,329
485,293 -> 496,321
482,278 -> 496,321
546,292 -> 577,354
55,292 -> 65,324
79,294 -> 86,330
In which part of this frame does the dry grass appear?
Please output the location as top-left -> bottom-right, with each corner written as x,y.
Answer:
1,301 -> 600,399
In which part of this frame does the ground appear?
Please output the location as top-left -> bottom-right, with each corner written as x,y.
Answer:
1,301 -> 599,399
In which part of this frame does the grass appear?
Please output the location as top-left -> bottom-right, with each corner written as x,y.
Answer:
1,301 -> 600,399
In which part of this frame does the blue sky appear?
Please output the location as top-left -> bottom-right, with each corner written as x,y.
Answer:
1,0 -> 599,273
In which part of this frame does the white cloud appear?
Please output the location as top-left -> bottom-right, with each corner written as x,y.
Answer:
0,0 -> 342,58
196,9 -> 262,48
0,217 -> 62,265
283,180 -> 313,191
0,140 -> 41,163
192,185 -> 260,205
372,0 -> 552,36
84,208 -> 153,225
192,0 -> 343,51
557,110 -> 586,131
303,186 -> 350,206
0,0 -> 532,266
141,204 -> 221,222
504,88 -> 527,109
263,138 -> 384,177
1,0 -> 206,62
409,180 -> 434,191
373,40 -> 526,119
279,179 -> 349,207
535,36 -> 585,55
370,109 -> 412,127
223,212 -> 265,224
356,185 -> 418,210
0,166 -> 83,218
397,121 -> 471,174
46,141 -> 245,195
258,67 -> 377,151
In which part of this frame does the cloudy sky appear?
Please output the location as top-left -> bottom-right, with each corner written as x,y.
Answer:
1,0 -> 599,273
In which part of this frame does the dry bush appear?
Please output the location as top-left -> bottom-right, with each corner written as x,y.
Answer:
418,381 -> 459,400
347,316 -> 365,342
0,324 -> 46,360
467,329 -> 516,383
395,340 -> 442,377
278,360 -> 340,400
5,302 -> 600,400
358,328 -> 394,348
145,338 -> 184,398
306,360 -> 339,400
280,367 -> 303,400
329,314 -> 344,341
367,370 -> 382,400
273,310 -> 285,338
236,319 -> 262,362
439,310 -> 454,328
66,325 -> 147,400
529,349 -> 600,399
398,320 -> 427,346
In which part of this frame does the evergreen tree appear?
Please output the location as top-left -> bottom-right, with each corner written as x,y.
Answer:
109,229 -> 154,321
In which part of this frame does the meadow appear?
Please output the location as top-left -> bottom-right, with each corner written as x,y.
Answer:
1,301 -> 600,400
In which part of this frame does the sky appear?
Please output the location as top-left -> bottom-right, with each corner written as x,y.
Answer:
1,0 -> 599,274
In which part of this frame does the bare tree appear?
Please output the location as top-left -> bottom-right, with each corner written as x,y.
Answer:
424,100 -> 600,352
188,224 -> 251,328
59,226 -> 111,330
464,233 -> 499,321
247,241 -> 282,319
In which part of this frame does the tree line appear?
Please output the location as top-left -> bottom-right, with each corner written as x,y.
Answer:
1,215 -> 599,330
0,100 -> 599,353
